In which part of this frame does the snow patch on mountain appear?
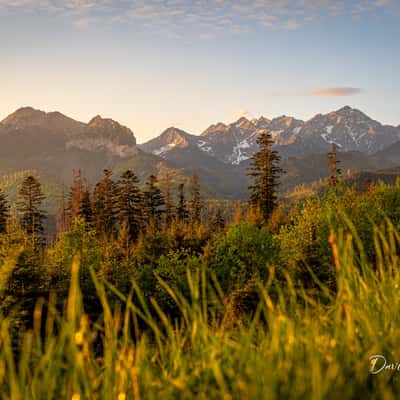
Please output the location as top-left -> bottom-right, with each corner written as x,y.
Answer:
229,139 -> 252,165
197,139 -> 215,155
153,143 -> 178,156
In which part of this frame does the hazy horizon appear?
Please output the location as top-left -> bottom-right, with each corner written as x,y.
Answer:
1,103 -> 398,145
1,0 -> 399,142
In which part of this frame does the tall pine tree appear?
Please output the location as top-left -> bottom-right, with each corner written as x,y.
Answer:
69,170 -> 84,222
93,169 -> 117,238
143,175 -> 164,228
161,171 -> 174,226
248,130 -> 283,222
0,188 -> 10,234
176,183 -> 188,222
188,175 -> 202,225
327,144 -> 341,187
56,189 -> 69,234
80,189 -> 93,224
117,170 -> 143,242
17,175 -> 46,238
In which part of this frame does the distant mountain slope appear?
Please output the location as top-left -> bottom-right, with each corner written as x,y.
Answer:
289,106 -> 400,156
348,166 -> 400,188
0,107 -> 144,183
141,106 -> 400,164
374,140 -> 400,164
1,106 -> 399,201
236,149 -> 393,193
139,127 -> 199,156
0,107 -> 248,200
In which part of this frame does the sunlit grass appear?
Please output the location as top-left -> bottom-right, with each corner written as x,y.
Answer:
1,222 -> 400,399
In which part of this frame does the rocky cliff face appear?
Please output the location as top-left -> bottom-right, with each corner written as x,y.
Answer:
66,115 -> 137,157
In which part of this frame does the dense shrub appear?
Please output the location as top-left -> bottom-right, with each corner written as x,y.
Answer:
206,222 -> 279,294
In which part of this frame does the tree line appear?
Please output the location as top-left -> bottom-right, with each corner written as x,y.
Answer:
0,129 -> 341,242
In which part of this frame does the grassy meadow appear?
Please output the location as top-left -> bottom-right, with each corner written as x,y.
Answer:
1,181 -> 400,399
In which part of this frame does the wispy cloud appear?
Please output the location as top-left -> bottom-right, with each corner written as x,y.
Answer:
0,0 -> 396,34
308,87 -> 363,96
264,87 -> 363,97
227,109 -> 252,120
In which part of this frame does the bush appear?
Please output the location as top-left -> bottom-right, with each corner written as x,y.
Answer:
207,222 -> 279,294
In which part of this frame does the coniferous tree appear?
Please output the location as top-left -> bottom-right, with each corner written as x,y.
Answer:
17,175 -> 46,238
188,175 -> 202,225
117,170 -> 143,242
79,189 -> 93,224
69,170 -> 84,222
93,169 -> 117,238
211,208 -> 225,232
248,130 -> 283,222
176,183 -> 188,222
327,144 -> 341,186
143,175 -> 164,227
0,188 -> 10,234
56,189 -> 69,234
162,172 -> 174,226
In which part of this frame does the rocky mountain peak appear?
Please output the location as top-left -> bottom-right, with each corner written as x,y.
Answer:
160,127 -> 191,147
1,107 -> 85,137
234,117 -> 254,130
336,105 -> 355,114
85,115 -> 136,144
254,116 -> 271,128
1,106 -> 43,125
201,122 -> 228,136
139,127 -> 197,157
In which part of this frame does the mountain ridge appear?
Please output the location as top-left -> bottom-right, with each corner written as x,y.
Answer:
140,106 -> 400,165
1,105 -> 400,201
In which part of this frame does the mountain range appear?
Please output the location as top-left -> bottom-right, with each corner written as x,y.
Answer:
1,106 -> 400,202
140,106 -> 400,164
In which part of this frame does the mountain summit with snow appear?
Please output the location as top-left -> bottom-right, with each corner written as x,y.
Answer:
141,106 -> 400,165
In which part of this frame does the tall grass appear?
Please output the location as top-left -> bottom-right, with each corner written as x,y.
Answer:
1,222 -> 400,399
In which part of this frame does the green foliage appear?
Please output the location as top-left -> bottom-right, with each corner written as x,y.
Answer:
117,170 -> 143,242
248,130 -> 283,221
2,176 -> 400,398
207,222 -> 279,293
136,249 -> 202,318
93,169 -> 118,238
0,188 -> 9,234
1,223 -> 400,399
16,175 -> 46,240
143,174 -> 165,228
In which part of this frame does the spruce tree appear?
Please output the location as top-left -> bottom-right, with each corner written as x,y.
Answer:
162,172 -> 174,226
248,130 -> 283,222
56,189 -> 69,234
327,144 -> 341,186
0,188 -> 10,234
188,175 -> 202,225
176,183 -> 188,222
17,175 -> 46,238
143,175 -> 164,227
211,208 -> 225,232
93,169 -> 117,238
117,170 -> 143,242
69,170 -> 84,221
79,189 -> 93,224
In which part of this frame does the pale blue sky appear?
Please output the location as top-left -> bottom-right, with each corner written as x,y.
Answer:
1,0 -> 399,142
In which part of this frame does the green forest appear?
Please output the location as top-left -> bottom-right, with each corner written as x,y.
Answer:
1,132 -> 400,399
